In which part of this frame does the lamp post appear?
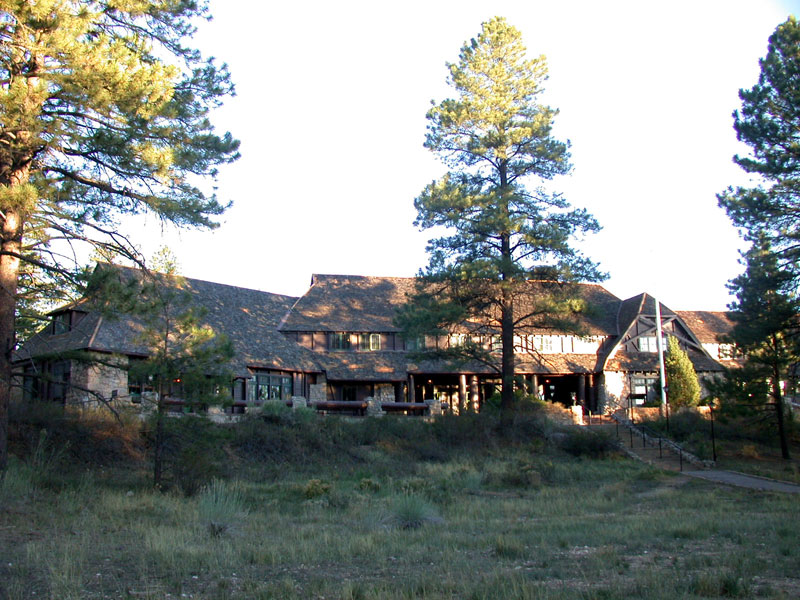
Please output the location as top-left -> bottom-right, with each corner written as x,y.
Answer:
655,295 -> 669,431
709,399 -> 717,462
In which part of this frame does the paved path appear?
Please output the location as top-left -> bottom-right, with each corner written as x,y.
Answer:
588,419 -> 800,493
682,470 -> 800,493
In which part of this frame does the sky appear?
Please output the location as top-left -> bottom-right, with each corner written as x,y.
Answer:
129,0 -> 800,311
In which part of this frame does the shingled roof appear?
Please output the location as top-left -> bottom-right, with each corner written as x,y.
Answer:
281,275 -> 622,336
676,310 -> 734,343
279,274 -> 418,332
16,266 -> 321,377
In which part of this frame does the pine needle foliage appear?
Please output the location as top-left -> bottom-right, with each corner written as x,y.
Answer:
0,0 -> 240,470
400,17 -> 603,414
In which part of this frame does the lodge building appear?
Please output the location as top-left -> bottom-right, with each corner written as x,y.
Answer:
14,267 -> 736,414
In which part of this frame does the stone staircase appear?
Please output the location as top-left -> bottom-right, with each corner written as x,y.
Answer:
587,416 -> 702,472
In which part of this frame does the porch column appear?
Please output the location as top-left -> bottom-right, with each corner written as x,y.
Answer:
578,374 -> 586,407
531,374 -> 539,399
408,374 -> 415,403
588,374 -> 596,412
394,381 -> 403,402
293,373 -> 304,399
458,374 -> 467,415
470,375 -> 480,412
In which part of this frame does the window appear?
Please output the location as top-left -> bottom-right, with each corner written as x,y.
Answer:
637,336 -> 666,353
330,332 -> 351,350
405,336 -> 425,351
51,312 -> 70,335
532,335 -> 554,353
718,344 -> 735,360
630,376 -> 659,405
358,333 -> 381,351
448,333 -> 467,348
48,361 -> 70,402
490,335 -> 502,352
254,374 -> 292,402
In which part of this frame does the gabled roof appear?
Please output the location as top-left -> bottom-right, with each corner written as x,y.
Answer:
601,294 -> 724,373
16,266 -> 321,376
280,275 -> 420,332
281,275 -> 622,336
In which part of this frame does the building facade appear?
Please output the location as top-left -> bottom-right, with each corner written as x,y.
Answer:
14,268 -> 737,414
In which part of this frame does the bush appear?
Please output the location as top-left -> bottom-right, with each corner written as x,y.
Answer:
484,460 -> 542,489
303,478 -> 331,499
559,429 -> 617,458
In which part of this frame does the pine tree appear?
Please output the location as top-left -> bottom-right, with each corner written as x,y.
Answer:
722,236 -> 798,459
0,1 -> 239,470
103,257 -> 234,488
718,17 -> 800,273
664,335 -> 701,408
402,17 -> 603,415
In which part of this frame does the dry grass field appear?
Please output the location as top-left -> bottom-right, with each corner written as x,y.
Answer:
1,402 -> 798,599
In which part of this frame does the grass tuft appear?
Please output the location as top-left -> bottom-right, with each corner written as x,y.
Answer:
381,494 -> 443,530
197,478 -> 249,538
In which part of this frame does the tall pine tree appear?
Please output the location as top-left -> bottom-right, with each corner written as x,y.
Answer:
723,236 -> 798,459
401,17 -> 602,415
0,1 -> 239,470
718,17 -> 800,274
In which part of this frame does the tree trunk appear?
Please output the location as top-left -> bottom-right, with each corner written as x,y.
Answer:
153,386 -> 165,488
771,363 -> 791,460
0,207 -> 23,472
500,285 -> 515,415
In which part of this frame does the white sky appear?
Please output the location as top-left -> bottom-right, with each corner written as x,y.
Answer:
129,0 -> 800,311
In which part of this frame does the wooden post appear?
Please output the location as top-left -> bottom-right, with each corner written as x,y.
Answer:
470,375 -> 480,412
531,374 -> 539,399
408,374 -> 415,403
458,374 -> 467,414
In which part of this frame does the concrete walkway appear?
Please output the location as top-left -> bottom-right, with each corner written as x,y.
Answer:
588,418 -> 800,493
682,470 -> 800,493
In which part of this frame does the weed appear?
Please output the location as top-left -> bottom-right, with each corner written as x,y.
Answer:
303,478 -> 331,499
381,494 -> 443,530
493,534 -> 526,558
357,477 -> 381,493
197,478 -> 249,537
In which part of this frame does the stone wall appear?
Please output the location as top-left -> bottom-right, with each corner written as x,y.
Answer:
374,384 -> 395,404
309,383 -> 327,404
68,353 -> 129,408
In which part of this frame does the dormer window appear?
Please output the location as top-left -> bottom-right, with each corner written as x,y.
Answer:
51,312 -> 70,335
50,310 -> 86,335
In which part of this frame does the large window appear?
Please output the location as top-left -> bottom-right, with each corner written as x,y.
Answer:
630,376 -> 659,405
254,374 -> 292,402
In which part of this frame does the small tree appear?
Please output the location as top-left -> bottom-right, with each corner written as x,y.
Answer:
721,236 -> 798,459
401,17 -> 603,416
664,335 -> 701,408
104,257 -> 234,488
